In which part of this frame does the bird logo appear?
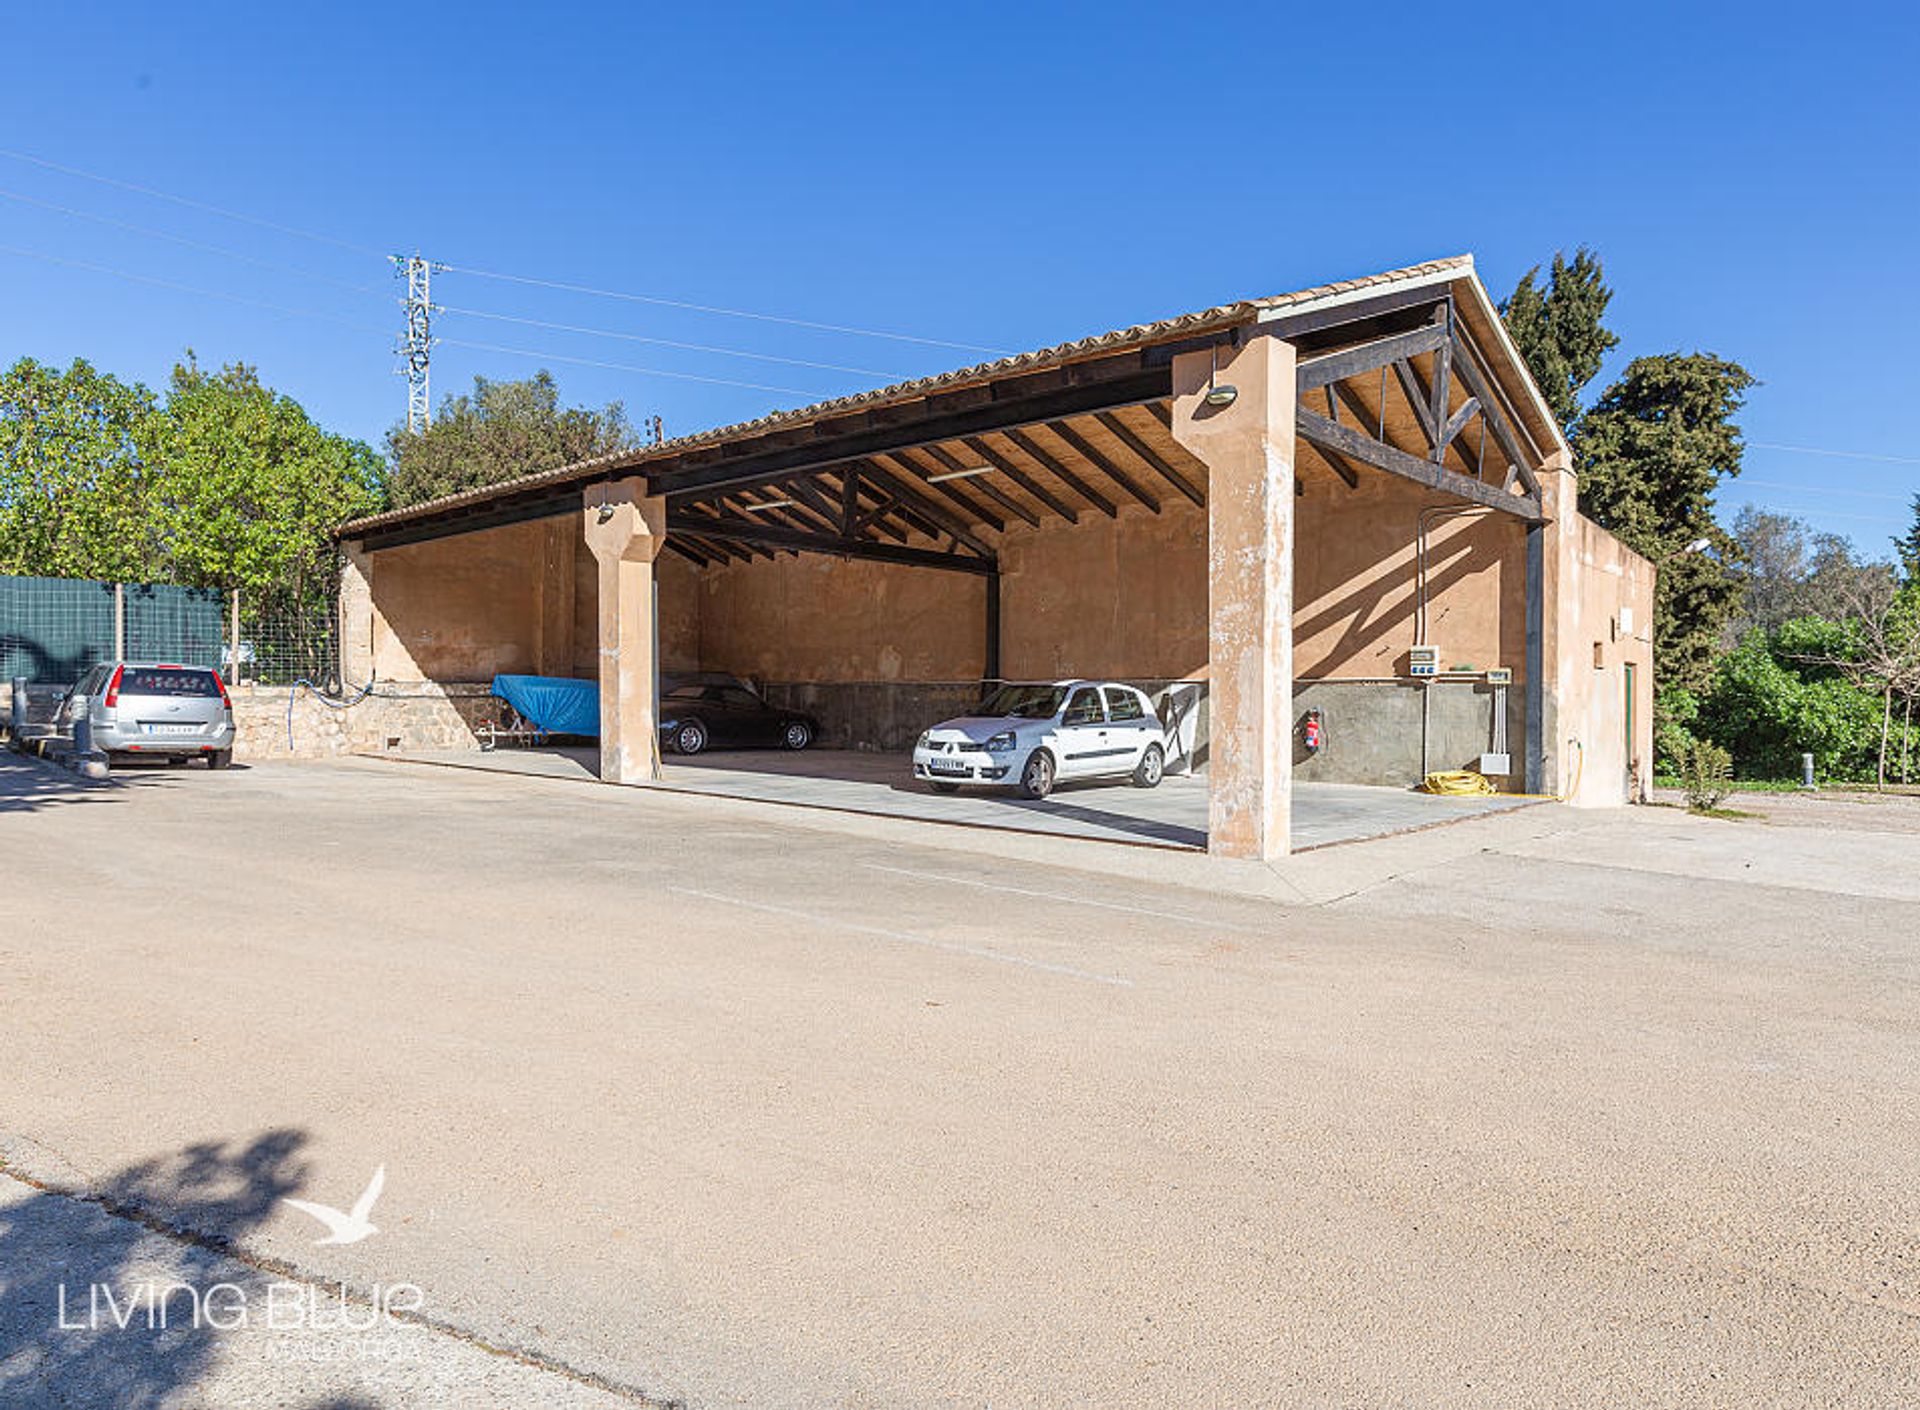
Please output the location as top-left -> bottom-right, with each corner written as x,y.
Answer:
282,1165 -> 386,1246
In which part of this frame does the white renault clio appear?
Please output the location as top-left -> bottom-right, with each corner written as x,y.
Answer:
912,680 -> 1166,800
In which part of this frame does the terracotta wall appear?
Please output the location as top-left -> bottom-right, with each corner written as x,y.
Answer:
692,552 -> 984,683
676,469 -> 1527,693
1555,512 -> 1656,805
1295,471 -> 1526,681
998,502 -> 1207,681
366,519 -> 547,682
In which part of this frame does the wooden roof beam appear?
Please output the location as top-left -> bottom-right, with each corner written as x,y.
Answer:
1000,427 -> 1118,518
1045,420 -> 1160,513
1091,410 -> 1204,507
959,435 -> 1081,524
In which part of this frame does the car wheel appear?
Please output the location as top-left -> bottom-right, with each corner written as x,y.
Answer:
781,720 -> 813,751
927,780 -> 962,794
674,721 -> 708,756
1018,749 -> 1055,800
1132,743 -> 1164,789
208,749 -> 233,770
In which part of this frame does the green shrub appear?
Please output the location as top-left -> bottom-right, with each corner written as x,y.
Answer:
1694,628 -> 1885,779
1681,738 -> 1735,812
1654,684 -> 1700,776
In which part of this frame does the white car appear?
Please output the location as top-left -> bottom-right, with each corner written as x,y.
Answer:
912,680 -> 1167,800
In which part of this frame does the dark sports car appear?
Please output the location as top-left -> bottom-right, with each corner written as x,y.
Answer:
658,683 -> 819,755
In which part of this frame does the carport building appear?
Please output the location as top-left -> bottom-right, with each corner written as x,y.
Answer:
334,255 -> 1654,859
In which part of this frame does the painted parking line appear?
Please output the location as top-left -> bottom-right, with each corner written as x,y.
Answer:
665,886 -> 1133,987
863,863 -> 1267,934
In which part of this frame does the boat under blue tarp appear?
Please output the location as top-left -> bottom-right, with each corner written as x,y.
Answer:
490,674 -> 598,737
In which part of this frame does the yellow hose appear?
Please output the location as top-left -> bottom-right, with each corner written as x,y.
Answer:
1420,769 -> 1498,796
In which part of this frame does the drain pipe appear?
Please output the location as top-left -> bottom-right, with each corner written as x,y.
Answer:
1415,505 -> 1494,780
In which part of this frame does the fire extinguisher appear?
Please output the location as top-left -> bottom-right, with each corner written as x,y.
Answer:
1302,708 -> 1324,753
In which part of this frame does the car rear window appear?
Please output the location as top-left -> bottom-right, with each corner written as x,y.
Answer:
117,668 -> 223,698
1104,688 -> 1146,721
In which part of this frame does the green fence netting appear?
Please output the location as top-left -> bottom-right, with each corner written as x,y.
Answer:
1,575 -> 226,685
0,575 -> 118,685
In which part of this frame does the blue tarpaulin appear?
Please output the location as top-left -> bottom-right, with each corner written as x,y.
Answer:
490,674 -> 599,737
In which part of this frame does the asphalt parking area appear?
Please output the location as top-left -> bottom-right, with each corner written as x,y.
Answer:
8,753 -> 1918,1407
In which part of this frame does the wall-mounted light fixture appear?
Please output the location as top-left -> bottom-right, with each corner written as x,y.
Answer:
926,464 -> 995,483
1203,343 -> 1238,407
596,502 -> 616,524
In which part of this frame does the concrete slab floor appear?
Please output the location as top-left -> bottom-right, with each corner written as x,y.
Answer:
379,745 -> 1535,851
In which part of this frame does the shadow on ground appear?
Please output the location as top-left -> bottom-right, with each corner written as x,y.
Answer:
0,750 -> 223,817
0,1129 -> 313,1408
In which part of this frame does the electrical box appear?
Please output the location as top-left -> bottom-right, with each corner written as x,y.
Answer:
1485,667 -> 1513,686
1480,752 -> 1512,777
1408,645 -> 1441,678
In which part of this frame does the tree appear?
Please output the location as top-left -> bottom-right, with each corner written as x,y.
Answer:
1499,248 -> 1619,439
384,371 -> 636,509
1896,491 -> 1920,581
0,356 -> 162,581
1696,626 -> 1888,780
1787,572 -> 1920,789
144,357 -> 384,654
1573,353 -> 1756,697
1729,506 -> 1895,639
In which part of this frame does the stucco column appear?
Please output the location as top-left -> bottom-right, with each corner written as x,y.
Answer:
338,540 -> 376,686
1171,335 -> 1296,860
1533,448 -> 1576,797
583,478 -> 667,785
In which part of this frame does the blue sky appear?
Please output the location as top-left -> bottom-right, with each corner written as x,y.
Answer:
2,2 -> 1915,551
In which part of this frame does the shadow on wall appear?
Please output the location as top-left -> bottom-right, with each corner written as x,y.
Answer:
0,1129 -> 312,1409
1294,533 -> 1501,677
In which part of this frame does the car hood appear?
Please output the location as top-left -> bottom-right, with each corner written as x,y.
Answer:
924,715 -> 1040,744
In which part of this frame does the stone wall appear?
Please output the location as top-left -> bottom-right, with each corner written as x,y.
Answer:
230,681 -> 499,761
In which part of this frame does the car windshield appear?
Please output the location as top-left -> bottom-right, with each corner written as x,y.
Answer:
976,684 -> 1067,720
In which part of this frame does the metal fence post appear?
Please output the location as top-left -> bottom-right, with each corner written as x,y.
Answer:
113,584 -> 126,660
229,586 -> 241,683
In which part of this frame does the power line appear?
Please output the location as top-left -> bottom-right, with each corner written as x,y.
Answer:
0,240 -> 824,397
0,146 -> 389,258
1733,503 -> 1906,527
1737,478 -> 1916,503
0,147 -> 1009,357
436,304 -> 906,380
0,241 -> 390,334
0,185 -> 387,296
432,336 -> 825,397
439,263 -> 1014,356
1750,441 -> 1920,467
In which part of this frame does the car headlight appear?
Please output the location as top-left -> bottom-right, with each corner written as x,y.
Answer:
917,732 -> 931,750
984,731 -> 1018,753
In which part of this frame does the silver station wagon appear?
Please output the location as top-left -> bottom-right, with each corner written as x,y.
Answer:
59,662 -> 237,768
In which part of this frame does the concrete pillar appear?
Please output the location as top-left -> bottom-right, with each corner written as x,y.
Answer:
535,517 -> 578,677
1533,448 -> 1575,797
338,540 -> 376,685
583,478 -> 667,785
1171,335 -> 1297,860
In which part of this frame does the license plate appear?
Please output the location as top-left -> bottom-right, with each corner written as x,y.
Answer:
143,723 -> 198,735
928,758 -> 969,775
